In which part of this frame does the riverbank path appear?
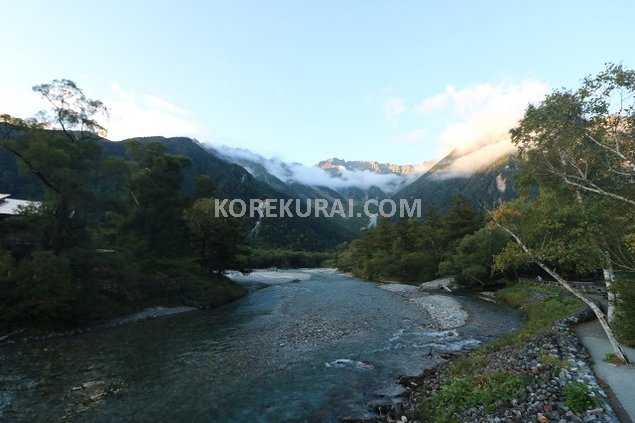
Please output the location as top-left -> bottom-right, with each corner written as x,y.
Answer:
576,320 -> 635,423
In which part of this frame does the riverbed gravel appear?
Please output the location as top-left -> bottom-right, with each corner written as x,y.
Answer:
350,309 -> 620,423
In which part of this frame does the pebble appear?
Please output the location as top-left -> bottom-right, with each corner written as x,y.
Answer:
368,308 -> 621,423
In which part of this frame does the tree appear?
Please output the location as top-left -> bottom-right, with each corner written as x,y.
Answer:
185,198 -> 250,276
439,226 -> 509,288
443,194 -> 483,246
511,63 -> 635,348
1,80 -> 111,253
119,141 -> 191,258
512,64 -> 635,208
32,79 -> 108,142
490,195 -> 630,363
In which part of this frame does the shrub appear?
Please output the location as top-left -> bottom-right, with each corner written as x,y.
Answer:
563,381 -> 598,413
612,275 -> 635,347
419,372 -> 528,422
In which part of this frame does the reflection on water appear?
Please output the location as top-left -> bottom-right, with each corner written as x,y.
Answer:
0,269 -> 522,422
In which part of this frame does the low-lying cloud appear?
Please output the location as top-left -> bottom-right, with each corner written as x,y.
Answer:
211,145 -> 417,194
417,80 -> 549,176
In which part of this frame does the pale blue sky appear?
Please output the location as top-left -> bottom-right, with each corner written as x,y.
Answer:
1,1 -> 634,165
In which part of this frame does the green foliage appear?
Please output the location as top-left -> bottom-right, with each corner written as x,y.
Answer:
611,274 -> 635,347
539,352 -> 571,369
118,141 -> 191,258
0,81 -> 251,332
338,194 -> 484,283
512,64 -> 635,205
419,372 -> 529,422
249,248 -> 334,268
439,226 -> 509,288
185,198 -> 250,275
0,251 -> 77,328
494,285 -> 584,343
563,381 -> 598,413
492,193 -> 608,276
604,353 -> 627,365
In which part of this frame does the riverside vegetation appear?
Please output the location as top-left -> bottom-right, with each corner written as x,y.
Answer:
354,284 -> 618,423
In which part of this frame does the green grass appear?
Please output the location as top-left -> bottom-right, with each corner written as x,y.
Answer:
540,352 -> 571,369
604,353 -> 627,365
417,284 -> 585,422
490,284 -> 585,346
420,372 -> 529,422
563,381 -> 599,413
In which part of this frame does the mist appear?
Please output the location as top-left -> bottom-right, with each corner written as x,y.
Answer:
419,80 -> 549,178
209,145 -> 420,194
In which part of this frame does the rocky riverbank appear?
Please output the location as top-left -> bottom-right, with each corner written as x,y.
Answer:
348,307 -> 619,423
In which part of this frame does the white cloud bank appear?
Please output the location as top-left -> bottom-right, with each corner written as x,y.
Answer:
211,144 -> 420,194
0,80 -> 202,142
105,84 -> 202,141
416,80 -> 549,176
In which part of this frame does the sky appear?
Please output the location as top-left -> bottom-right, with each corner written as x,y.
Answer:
1,0 -> 634,166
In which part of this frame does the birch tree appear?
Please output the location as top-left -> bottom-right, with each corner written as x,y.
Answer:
490,196 -> 630,363
512,63 -> 635,324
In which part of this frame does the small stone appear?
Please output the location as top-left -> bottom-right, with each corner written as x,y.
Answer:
401,416 -> 408,422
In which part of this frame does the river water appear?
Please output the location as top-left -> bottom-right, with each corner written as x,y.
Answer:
0,269 -> 522,422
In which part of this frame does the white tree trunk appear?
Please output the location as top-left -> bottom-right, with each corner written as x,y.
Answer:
492,220 -> 630,364
602,251 -> 616,324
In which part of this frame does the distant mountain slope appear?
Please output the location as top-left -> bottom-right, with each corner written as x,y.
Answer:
0,134 -> 357,250
315,157 -> 435,176
208,146 -> 435,200
394,149 -> 519,211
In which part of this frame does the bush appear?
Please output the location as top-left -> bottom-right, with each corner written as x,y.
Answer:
563,381 -> 598,413
612,275 -> 635,347
0,251 -> 78,328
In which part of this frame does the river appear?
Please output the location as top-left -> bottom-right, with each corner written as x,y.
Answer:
0,269 -> 523,422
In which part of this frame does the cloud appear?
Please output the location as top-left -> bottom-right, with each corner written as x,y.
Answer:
0,81 -> 47,119
389,128 -> 426,145
418,80 -> 549,175
0,81 -> 202,142
209,144 -> 416,194
105,84 -> 202,141
383,97 -> 406,123
416,91 -> 448,113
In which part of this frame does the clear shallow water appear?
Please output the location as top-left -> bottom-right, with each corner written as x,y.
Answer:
0,269 -> 522,422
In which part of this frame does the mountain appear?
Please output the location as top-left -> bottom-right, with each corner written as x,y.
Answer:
0,134 -> 358,251
315,157 -> 435,177
393,148 -> 519,212
208,146 -> 436,201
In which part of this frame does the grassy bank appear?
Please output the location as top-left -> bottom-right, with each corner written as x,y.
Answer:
417,284 -> 586,422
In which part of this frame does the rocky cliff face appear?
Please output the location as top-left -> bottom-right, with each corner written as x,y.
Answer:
315,157 -> 436,176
